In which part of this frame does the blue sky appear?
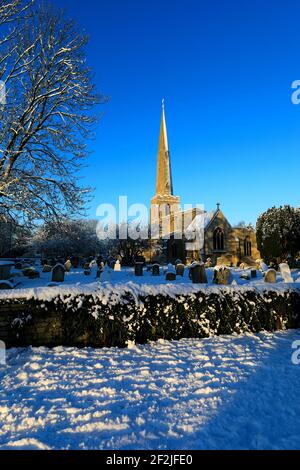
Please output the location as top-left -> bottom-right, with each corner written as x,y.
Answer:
53,0 -> 300,225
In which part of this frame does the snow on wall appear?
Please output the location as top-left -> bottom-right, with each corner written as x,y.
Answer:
0,281 -> 299,348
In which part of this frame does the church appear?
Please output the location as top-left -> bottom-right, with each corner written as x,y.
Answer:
149,103 -> 260,266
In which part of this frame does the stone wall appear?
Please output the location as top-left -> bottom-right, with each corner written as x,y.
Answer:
1,286 -> 299,348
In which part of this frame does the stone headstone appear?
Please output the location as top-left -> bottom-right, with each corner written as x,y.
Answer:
152,264 -> 160,276
166,272 -> 176,282
135,262 -> 144,277
189,262 -> 208,284
264,269 -> 277,283
279,263 -> 294,283
239,263 -> 249,270
22,267 -> 40,279
28,271 -> 40,280
42,265 -> 52,273
114,260 -> 121,272
51,264 -> 65,283
71,257 -> 80,268
176,263 -> 185,277
0,262 -> 14,280
251,269 -> 257,278
213,267 -> 232,285
89,260 -> 99,277
108,260 -> 116,270
64,260 -> 72,272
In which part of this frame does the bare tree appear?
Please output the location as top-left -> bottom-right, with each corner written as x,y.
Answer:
0,1 -> 105,226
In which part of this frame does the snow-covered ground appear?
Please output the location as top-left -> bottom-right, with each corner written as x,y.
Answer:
7,263 -> 300,290
0,265 -> 299,303
1,330 -> 300,450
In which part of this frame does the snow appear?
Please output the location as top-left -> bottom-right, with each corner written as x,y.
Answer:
0,330 -> 300,450
0,265 -> 299,303
0,261 -> 14,267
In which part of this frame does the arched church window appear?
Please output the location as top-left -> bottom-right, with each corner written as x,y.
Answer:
213,228 -> 225,251
244,237 -> 252,256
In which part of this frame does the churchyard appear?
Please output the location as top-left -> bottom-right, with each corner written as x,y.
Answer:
0,256 -> 300,291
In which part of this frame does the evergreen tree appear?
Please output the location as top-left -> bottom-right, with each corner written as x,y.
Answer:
256,206 -> 300,261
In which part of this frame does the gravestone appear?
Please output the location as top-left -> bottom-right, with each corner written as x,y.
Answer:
42,265 -> 52,273
71,257 -> 80,268
114,260 -> 121,272
51,264 -> 65,283
108,259 -> 116,270
64,260 -> 72,272
89,260 -> 98,277
166,272 -> 176,281
28,270 -> 40,280
23,267 -> 40,279
135,262 -> 144,277
166,264 -> 176,282
152,264 -> 160,276
0,262 -> 14,281
239,263 -> 249,270
213,267 -> 232,285
264,269 -> 277,283
190,262 -> 208,284
279,263 -> 294,283
176,263 -> 185,277
96,269 -> 102,279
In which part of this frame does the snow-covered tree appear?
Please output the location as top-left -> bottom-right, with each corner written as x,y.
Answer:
256,206 -> 300,261
31,218 -> 105,259
0,0 -> 105,226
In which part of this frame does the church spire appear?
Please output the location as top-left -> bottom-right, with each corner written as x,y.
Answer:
155,100 -> 173,195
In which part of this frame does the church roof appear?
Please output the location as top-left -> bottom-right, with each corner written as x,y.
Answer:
186,211 -> 216,233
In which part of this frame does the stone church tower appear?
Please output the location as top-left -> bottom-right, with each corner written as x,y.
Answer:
151,101 -> 180,233
148,102 -> 260,266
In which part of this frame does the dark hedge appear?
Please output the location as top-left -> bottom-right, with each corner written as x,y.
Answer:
1,287 -> 300,348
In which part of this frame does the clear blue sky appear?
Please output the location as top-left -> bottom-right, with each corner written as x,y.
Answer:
53,0 -> 300,225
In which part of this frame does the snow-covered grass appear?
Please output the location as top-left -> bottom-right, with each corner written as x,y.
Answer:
1,330 -> 300,450
1,266 -> 300,302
